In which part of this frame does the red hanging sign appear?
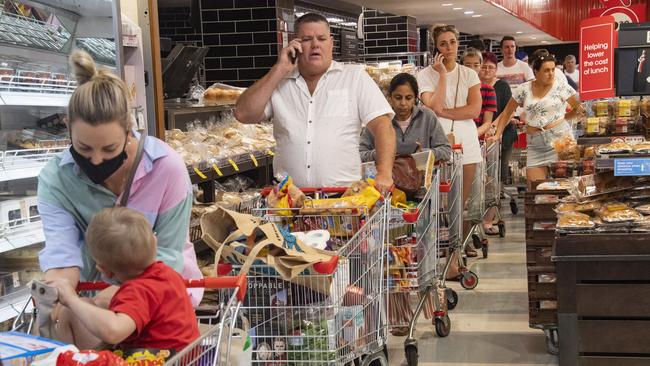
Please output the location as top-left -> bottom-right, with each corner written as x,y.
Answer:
579,16 -> 617,100
590,4 -> 646,29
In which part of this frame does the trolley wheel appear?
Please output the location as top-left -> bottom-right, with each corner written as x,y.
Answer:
472,234 -> 482,249
405,345 -> 418,366
460,271 -> 479,290
435,314 -> 451,337
544,328 -> 559,356
510,199 -> 518,215
498,222 -> 506,238
445,288 -> 458,310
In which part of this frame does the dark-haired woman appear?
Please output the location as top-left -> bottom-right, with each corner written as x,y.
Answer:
359,72 -> 450,336
360,72 -> 451,162
492,53 -> 584,184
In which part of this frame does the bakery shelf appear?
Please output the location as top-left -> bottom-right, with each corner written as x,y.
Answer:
0,147 -> 67,183
0,287 -> 31,323
0,74 -> 75,107
595,154 -> 650,170
188,151 -> 274,184
577,134 -> 646,145
0,220 -> 44,256
0,10 -> 71,53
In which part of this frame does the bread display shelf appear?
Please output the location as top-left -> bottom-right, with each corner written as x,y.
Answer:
0,220 -> 43,256
187,150 -> 273,185
0,147 -> 67,183
0,288 -> 31,323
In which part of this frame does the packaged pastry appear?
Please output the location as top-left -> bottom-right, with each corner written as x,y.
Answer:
633,141 -> 650,154
583,146 -> 596,158
586,117 -> 599,135
635,204 -> 650,215
555,202 -> 576,213
534,194 -> 559,204
597,142 -> 633,155
641,98 -> 650,116
597,203 -> 643,223
557,211 -> 595,230
574,201 -> 602,213
536,180 -> 572,191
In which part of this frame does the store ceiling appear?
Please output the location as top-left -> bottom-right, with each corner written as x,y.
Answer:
156,0 -> 562,46
343,0 -> 561,45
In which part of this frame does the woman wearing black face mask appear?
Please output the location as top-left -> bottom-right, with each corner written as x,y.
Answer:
36,50 -> 202,347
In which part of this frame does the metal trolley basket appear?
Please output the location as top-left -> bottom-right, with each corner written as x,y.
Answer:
385,168 -> 450,365
216,189 -> 390,366
438,147 -> 479,310
12,276 -> 248,366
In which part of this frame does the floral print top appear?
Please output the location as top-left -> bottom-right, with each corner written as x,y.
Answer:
513,79 -> 575,129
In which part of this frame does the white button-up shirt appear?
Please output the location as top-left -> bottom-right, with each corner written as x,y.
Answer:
265,61 -> 393,187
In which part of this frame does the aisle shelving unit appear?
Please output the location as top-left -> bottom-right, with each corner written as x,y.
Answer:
0,0 -> 128,329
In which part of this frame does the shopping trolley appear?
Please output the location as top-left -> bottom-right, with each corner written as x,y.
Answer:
12,275 -> 248,366
483,140 -> 507,238
216,187 -> 389,366
438,146 -> 479,310
385,168 -> 451,365
506,131 -> 528,214
463,142 -> 488,258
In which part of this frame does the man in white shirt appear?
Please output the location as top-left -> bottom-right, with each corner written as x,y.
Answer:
564,54 -> 579,87
235,13 -> 395,192
497,36 -> 534,95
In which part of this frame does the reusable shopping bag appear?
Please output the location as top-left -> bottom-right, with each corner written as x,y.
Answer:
200,206 -> 337,294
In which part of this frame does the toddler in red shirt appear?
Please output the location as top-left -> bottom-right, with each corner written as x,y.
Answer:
49,207 -> 199,352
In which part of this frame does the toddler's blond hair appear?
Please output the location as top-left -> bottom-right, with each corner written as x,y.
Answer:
86,207 -> 156,277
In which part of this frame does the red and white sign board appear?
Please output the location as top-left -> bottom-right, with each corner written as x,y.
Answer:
590,4 -> 646,29
579,16 -> 617,100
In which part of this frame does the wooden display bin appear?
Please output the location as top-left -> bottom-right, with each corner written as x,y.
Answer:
554,233 -> 650,366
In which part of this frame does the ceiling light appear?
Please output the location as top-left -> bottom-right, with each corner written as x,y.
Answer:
541,40 -> 549,44
452,7 -> 462,10
442,3 -> 453,5
530,36 -> 537,40
472,14 -> 482,17
464,10 -> 474,14
516,31 -> 523,34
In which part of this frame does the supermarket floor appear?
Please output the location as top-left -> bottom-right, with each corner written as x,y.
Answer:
386,204 -> 559,366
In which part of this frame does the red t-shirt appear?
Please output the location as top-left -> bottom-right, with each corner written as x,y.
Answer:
109,261 -> 199,352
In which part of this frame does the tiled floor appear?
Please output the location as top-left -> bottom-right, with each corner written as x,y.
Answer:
386,206 -> 559,365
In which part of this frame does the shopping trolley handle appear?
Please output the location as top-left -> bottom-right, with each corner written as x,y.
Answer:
452,144 -> 463,151
76,275 -> 248,303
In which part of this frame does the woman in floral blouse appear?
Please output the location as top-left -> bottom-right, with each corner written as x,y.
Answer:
491,52 -> 583,184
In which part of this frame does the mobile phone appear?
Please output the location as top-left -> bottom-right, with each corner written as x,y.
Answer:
291,49 -> 300,64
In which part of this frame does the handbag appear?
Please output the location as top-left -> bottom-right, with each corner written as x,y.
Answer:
446,66 -> 462,145
392,155 -> 423,195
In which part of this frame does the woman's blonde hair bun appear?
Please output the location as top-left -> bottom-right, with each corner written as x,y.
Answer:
70,49 -> 98,85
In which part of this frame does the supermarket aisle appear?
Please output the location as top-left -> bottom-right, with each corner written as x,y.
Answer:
387,204 -> 559,365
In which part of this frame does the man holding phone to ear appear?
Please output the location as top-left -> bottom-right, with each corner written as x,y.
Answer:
235,13 -> 396,193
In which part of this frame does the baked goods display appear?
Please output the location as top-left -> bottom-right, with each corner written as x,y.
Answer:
202,84 -> 244,102
584,98 -> 643,136
557,211 -> 595,230
6,129 -> 69,149
596,141 -> 633,155
165,117 -> 275,167
365,61 -> 416,96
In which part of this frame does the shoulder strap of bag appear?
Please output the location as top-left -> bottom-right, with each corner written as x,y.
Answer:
119,131 -> 147,207
450,66 -> 461,132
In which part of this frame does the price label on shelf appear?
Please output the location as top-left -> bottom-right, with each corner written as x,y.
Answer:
212,163 -> 223,177
193,167 -> 207,179
614,158 -> 650,176
250,154 -> 258,167
228,159 -> 239,172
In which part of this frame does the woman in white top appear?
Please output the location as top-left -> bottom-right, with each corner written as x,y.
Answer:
492,52 -> 584,184
417,24 -> 482,207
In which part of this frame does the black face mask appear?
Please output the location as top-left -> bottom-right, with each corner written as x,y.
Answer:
70,136 -> 128,185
